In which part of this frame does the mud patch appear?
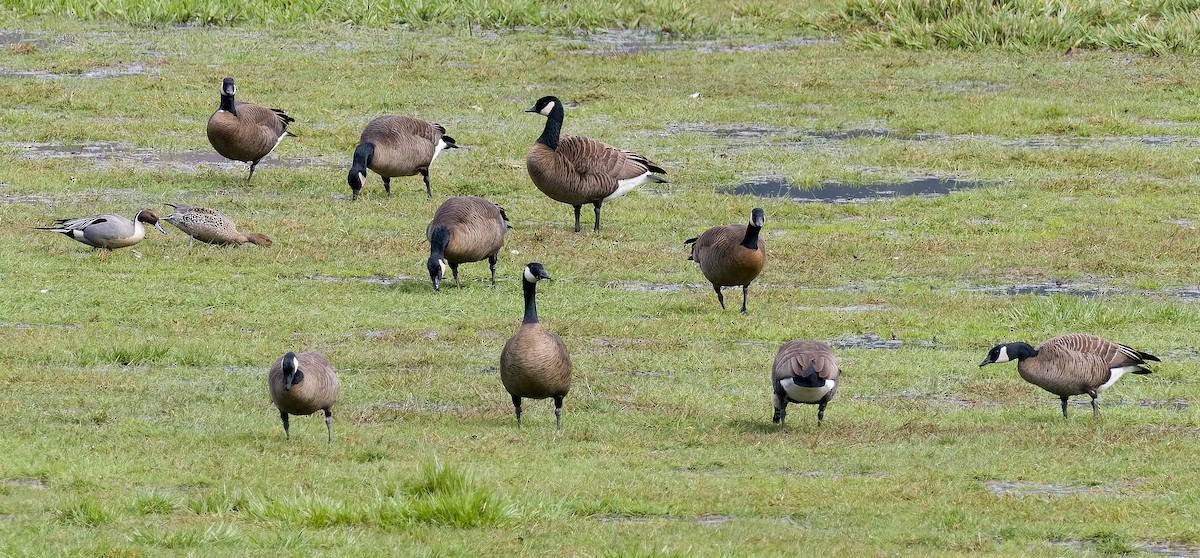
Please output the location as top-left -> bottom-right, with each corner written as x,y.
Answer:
1,478 -> 48,490
0,31 -> 47,51
830,333 -> 934,350
984,480 -> 1123,497
16,142 -> 338,172
695,513 -> 730,526
794,304 -> 893,312
309,274 -> 411,286
1136,541 -> 1200,557
0,193 -> 54,206
593,513 -> 654,523
730,176 -> 984,203
0,64 -> 158,79
1003,135 -> 1200,149
573,30 -> 835,55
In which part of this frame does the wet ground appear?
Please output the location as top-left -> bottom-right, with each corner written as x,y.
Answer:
731,175 -> 984,203
14,142 -> 339,172
571,29 -> 837,56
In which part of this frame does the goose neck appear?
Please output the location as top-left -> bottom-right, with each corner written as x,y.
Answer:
521,279 -> 540,324
536,105 -> 564,150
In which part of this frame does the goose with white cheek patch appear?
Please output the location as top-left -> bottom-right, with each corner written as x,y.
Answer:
348,115 -> 459,200
206,77 -> 295,182
979,333 -> 1158,419
499,263 -> 572,429
685,208 -> 766,313
772,340 -> 841,428
426,196 -> 509,291
525,95 -> 666,232
37,209 -> 167,252
268,351 -> 340,443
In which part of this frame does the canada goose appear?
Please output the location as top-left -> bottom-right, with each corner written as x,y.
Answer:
37,209 -> 166,251
347,115 -> 459,200
268,351 -> 339,443
162,203 -> 272,247
499,263 -> 572,429
772,340 -> 841,427
979,333 -> 1159,419
525,95 -> 667,232
426,196 -> 509,291
206,77 -> 295,182
685,208 -> 766,313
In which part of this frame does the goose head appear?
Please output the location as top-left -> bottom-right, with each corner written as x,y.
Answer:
281,351 -> 305,391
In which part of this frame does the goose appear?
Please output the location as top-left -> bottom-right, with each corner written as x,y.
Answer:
268,351 -> 339,443
979,333 -> 1158,419
206,77 -> 295,182
499,263 -> 572,429
37,209 -> 166,251
685,208 -> 766,313
525,95 -> 666,232
772,340 -> 841,427
426,196 -> 509,291
162,203 -> 272,247
347,115 -> 458,200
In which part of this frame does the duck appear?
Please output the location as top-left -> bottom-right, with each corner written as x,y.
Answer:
426,196 -> 509,291
525,95 -> 666,232
347,115 -> 458,200
979,333 -> 1158,419
206,77 -> 295,182
772,340 -> 841,427
499,263 -> 572,429
37,209 -> 166,251
267,351 -> 340,443
685,208 -> 766,313
162,203 -> 272,247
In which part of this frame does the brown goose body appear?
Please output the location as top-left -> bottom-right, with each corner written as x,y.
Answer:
686,208 -> 766,312
163,203 -> 272,247
206,78 -> 293,181
268,351 -> 339,442
425,196 -> 509,290
772,340 -> 841,427
525,95 -> 666,232
980,333 -> 1158,418
348,115 -> 457,199
499,263 -> 572,428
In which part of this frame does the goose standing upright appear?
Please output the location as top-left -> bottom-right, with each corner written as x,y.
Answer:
347,115 -> 458,200
206,77 -> 295,182
499,263 -> 572,429
525,95 -> 666,232
979,333 -> 1158,419
162,203 -> 272,247
426,196 -> 509,291
772,340 -> 841,427
268,351 -> 340,442
685,208 -> 766,313
37,209 -> 166,251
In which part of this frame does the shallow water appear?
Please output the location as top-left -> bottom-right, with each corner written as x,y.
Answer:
730,176 -> 984,203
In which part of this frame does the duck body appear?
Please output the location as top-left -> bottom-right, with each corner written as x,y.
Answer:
38,209 -> 166,250
163,203 -> 272,247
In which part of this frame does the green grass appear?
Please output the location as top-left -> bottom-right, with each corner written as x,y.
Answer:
2,10 -> 1200,557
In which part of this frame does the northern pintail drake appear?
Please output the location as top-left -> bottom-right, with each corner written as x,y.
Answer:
37,209 -> 166,251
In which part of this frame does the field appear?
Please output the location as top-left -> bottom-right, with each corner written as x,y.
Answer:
2,2 -> 1200,556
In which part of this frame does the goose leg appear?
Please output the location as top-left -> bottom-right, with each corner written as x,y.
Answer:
740,285 -> 750,313
487,254 -> 497,287
712,285 -> 726,310
553,395 -> 565,430
324,409 -> 333,444
382,176 -> 391,197
247,160 -> 260,182
817,401 -> 827,425
279,411 -> 290,439
511,394 -> 523,427
420,169 -> 431,199
450,262 -> 460,288
592,202 -> 602,232
1088,389 -> 1100,419
1060,395 -> 1069,420
572,205 -> 582,233
772,394 -> 787,430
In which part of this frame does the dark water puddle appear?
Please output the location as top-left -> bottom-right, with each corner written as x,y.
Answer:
0,64 -> 158,79
573,30 -> 835,55
831,334 -> 934,350
17,142 -> 336,171
730,176 -> 983,203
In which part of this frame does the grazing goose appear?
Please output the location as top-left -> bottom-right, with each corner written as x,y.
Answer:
772,340 -> 841,427
979,333 -> 1158,419
206,77 -> 295,182
162,203 -> 272,247
268,351 -> 340,443
685,208 -> 766,313
525,95 -> 666,232
499,263 -> 572,429
347,115 -> 458,200
426,196 -> 509,291
37,209 -> 166,251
